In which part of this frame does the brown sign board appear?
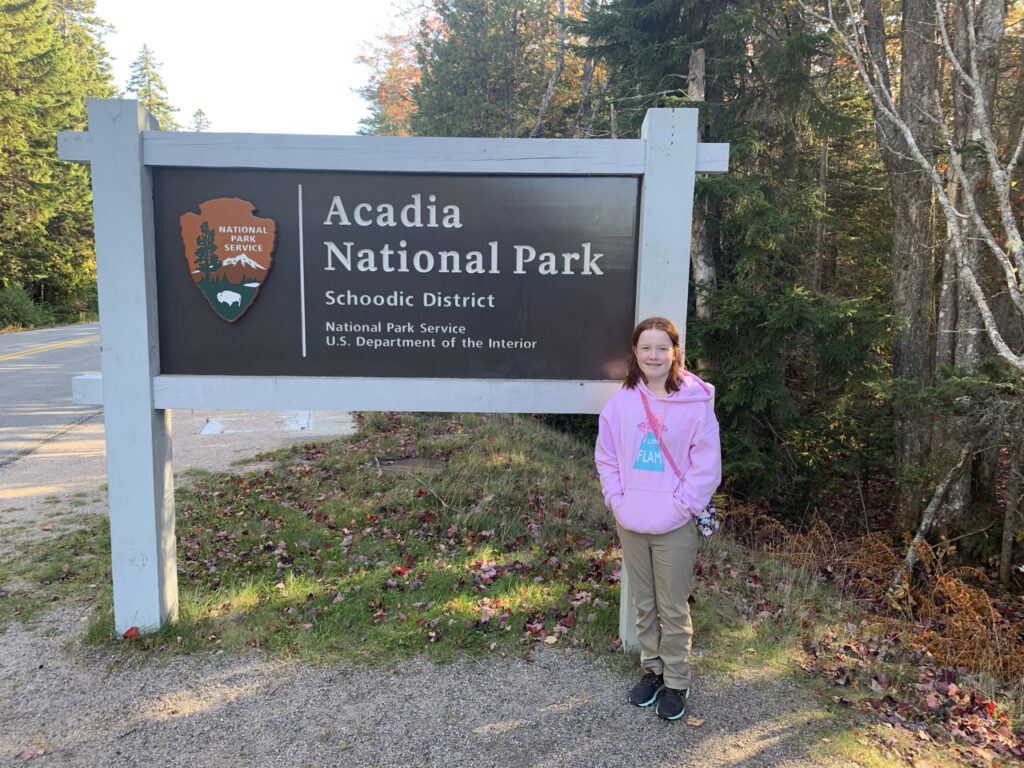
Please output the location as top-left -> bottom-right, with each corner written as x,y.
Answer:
153,169 -> 639,380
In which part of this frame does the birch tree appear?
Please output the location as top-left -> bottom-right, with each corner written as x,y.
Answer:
803,0 -> 1023,541
807,0 -> 1022,375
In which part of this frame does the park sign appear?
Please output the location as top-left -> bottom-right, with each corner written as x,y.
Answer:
155,170 -> 638,379
58,100 -> 728,636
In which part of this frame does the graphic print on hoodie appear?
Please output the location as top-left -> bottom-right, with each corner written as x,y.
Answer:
633,418 -> 666,472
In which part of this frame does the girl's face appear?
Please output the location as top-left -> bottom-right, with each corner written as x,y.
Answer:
634,329 -> 674,387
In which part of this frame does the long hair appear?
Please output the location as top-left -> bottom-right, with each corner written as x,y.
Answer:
623,316 -> 683,393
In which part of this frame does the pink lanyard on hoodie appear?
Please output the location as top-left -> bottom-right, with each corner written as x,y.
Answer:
640,391 -> 685,482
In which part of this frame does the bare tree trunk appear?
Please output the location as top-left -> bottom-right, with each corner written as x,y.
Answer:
688,48 -> 716,373
935,167 -> 958,370
943,0 -> 1006,530
570,58 -> 596,138
530,0 -> 566,138
682,47 -> 721,374
813,135 -> 828,292
1000,415 -> 1023,587
892,443 -> 973,590
863,0 -> 941,534
583,73 -> 611,138
691,208 -> 715,321
935,245 -> 958,369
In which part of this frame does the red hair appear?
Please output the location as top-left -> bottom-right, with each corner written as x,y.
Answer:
623,317 -> 683,393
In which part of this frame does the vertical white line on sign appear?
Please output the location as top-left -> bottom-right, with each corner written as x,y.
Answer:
298,184 -> 307,358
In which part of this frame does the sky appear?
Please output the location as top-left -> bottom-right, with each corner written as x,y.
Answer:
92,0 -> 402,135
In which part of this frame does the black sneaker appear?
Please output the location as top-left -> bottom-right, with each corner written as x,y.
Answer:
627,671 -> 665,707
655,687 -> 689,720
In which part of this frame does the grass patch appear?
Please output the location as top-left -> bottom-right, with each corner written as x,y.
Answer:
86,412 -> 623,663
0,516 -> 111,632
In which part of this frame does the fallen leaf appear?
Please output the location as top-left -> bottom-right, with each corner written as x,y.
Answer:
685,716 -> 705,727
122,626 -> 140,639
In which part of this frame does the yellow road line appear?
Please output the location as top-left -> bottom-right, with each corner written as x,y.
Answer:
0,334 -> 99,362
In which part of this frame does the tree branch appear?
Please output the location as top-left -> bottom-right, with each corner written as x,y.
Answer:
891,442 -> 973,590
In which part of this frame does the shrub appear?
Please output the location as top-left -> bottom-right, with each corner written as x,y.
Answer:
0,283 -> 53,329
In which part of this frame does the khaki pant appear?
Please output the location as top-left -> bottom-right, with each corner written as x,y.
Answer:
617,519 -> 698,691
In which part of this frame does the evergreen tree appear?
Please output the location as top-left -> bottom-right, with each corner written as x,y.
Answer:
412,0 -> 588,137
0,0 -> 115,323
577,0 -> 893,506
194,221 -> 219,278
125,44 -> 180,129
190,108 -> 211,132
46,0 -> 117,317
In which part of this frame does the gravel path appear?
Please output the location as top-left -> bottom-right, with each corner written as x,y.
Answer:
1,606 -> 838,768
1,412 -> 843,768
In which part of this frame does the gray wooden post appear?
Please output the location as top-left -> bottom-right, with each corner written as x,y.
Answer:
85,100 -> 177,633
618,108 -> 702,653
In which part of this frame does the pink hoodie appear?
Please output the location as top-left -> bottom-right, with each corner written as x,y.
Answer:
595,373 -> 721,535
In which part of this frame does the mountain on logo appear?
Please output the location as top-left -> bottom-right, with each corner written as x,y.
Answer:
214,252 -> 267,284
222,253 -> 265,270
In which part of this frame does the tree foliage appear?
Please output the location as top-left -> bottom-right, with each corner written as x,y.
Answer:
0,0 -> 116,325
190,108 -> 211,132
412,0 -> 593,137
357,3 -> 424,136
575,0 -> 895,507
125,44 -> 180,130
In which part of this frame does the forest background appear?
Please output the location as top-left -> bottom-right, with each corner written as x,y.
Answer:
2,0 -> 1023,589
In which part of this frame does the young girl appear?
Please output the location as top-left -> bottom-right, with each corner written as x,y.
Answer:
594,317 -> 721,720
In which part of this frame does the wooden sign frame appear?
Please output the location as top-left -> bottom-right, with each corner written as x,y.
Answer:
59,99 -> 728,637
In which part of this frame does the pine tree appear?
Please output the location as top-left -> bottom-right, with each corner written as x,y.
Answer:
577,0 -> 893,505
47,0 -> 118,316
190,108 -> 211,132
0,0 -> 115,322
125,44 -> 180,129
194,221 -> 219,278
412,0 -> 587,138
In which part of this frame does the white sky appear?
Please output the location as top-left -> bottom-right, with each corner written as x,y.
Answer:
92,0 -> 400,135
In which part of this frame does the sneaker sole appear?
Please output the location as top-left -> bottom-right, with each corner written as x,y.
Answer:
655,690 -> 690,720
629,685 -> 665,707
655,705 -> 686,720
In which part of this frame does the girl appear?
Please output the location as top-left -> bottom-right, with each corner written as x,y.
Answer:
594,317 -> 721,720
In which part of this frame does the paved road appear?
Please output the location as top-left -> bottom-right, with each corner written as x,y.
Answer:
0,323 -> 101,468
0,323 -> 353,533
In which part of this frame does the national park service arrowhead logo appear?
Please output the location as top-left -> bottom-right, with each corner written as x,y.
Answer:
180,198 -> 276,322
